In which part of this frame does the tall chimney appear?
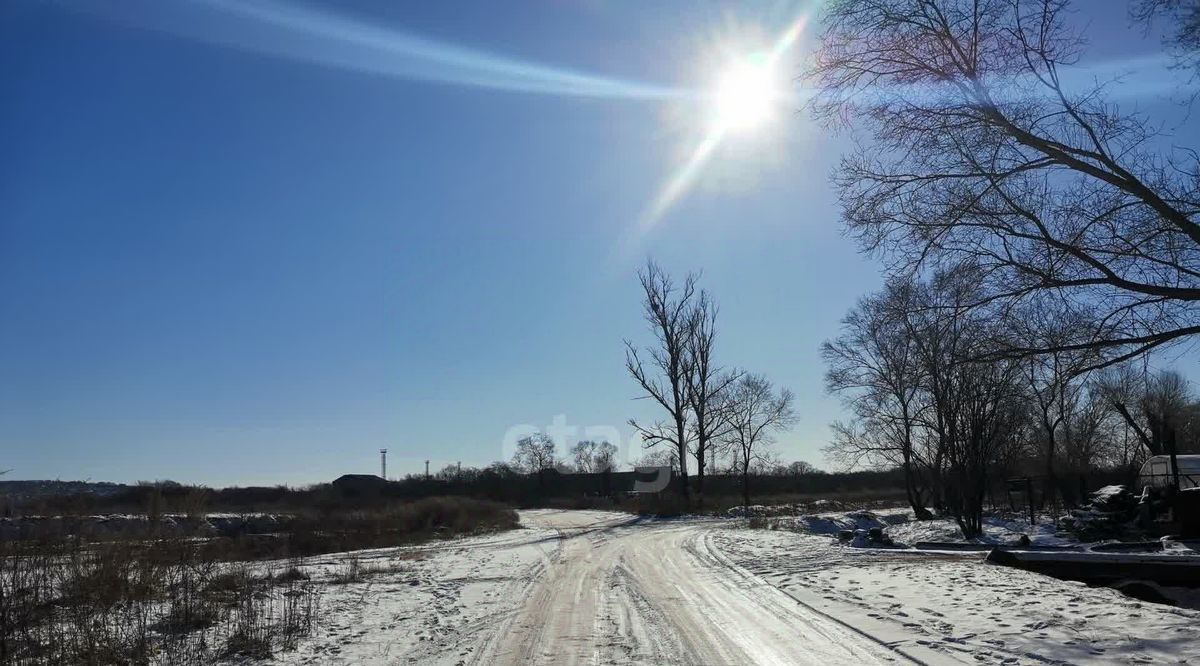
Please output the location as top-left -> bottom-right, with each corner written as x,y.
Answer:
380,449 -> 388,480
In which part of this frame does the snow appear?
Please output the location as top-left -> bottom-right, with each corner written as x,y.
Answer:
256,509 -> 1199,665
713,525 -> 1200,664
745,506 -> 1075,547
748,507 -> 910,535
1163,538 -> 1200,556
1093,484 -> 1128,501
271,510 -> 593,664
725,501 -> 892,518
884,514 -> 1073,547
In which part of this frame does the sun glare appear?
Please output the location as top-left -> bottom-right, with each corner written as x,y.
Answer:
713,56 -> 778,131
635,14 -> 808,236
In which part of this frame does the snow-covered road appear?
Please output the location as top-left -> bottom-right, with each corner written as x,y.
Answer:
278,510 -> 1200,665
473,510 -> 907,665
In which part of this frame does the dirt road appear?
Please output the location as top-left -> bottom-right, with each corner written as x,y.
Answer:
469,511 -> 912,665
280,510 -> 1200,665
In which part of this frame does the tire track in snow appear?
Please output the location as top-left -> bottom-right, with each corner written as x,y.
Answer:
476,513 -> 916,665
696,529 -> 930,666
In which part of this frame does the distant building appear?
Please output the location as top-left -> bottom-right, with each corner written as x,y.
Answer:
331,474 -> 389,496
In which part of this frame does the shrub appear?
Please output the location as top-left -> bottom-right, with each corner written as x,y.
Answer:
0,538 -> 319,665
0,496 -> 515,664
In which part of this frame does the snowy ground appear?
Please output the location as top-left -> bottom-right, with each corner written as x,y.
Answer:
717,527 -> 1200,664
267,510 -> 1200,665
882,513 -> 1074,547
272,513 -> 573,664
742,505 -> 1073,547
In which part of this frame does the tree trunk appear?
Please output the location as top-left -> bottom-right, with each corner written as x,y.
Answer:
1043,429 -> 1058,511
693,410 -> 708,508
1112,401 -> 1157,455
675,415 -> 690,504
901,418 -> 932,519
741,465 -> 751,509
902,458 -> 932,519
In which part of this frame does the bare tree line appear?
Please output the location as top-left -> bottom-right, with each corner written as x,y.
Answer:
812,0 -> 1200,536
809,0 -> 1200,370
507,434 -> 618,476
626,261 -> 796,507
824,269 -> 1200,536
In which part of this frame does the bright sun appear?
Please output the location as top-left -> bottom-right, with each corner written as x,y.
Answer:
639,14 -> 806,230
713,56 -> 778,131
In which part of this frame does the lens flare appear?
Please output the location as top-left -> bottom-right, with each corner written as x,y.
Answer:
83,0 -> 686,101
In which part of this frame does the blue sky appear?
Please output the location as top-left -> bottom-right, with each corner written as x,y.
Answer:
2,0 -> 1196,485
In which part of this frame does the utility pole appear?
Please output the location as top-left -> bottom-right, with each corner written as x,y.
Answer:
380,449 -> 387,480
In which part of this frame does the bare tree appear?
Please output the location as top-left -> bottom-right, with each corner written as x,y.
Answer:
904,268 -> 1029,536
827,266 -> 1029,535
684,289 -> 741,503
435,464 -> 465,481
782,460 -> 822,477
824,280 -> 933,518
941,353 -> 1028,537
1133,0 -> 1200,76
1143,370 -> 1200,454
810,0 -> 1200,369
592,441 -> 618,473
1101,366 -> 1200,456
1019,340 -> 1093,507
635,448 -> 680,471
571,440 -> 619,473
512,434 -> 558,488
1061,389 -> 1122,474
721,374 -> 796,508
571,440 -> 597,473
626,261 -> 698,502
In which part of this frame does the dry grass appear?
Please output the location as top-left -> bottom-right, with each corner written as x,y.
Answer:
282,496 -> 518,556
0,538 -> 319,665
328,552 -> 419,585
0,496 -> 517,665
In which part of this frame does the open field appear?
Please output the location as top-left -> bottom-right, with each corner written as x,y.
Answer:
0,497 -> 517,665
269,510 -> 1200,665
